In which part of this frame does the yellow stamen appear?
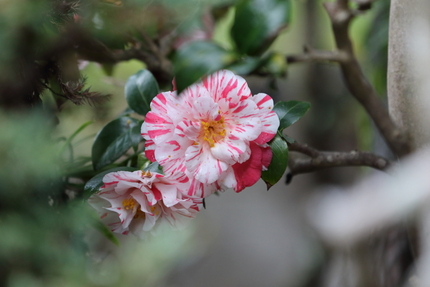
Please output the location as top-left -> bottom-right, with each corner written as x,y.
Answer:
200,116 -> 226,147
122,198 -> 137,210
141,170 -> 152,177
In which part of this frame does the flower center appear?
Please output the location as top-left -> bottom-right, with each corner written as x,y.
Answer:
123,198 -> 148,219
201,116 -> 226,147
122,198 -> 137,210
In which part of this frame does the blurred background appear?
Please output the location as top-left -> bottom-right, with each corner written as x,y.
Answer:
0,0 -> 392,286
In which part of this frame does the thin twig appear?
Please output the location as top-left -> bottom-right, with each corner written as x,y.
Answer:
287,47 -> 348,64
287,141 -> 392,178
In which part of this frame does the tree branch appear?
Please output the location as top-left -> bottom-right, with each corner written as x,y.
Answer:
287,1 -> 412,158
56,25 -> 173,85
287,141 -> 392,179
287,46 -> 348,64
322,0 -> 411,158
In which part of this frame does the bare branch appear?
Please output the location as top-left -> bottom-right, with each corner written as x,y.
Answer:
56,26 -> 173,85
288,141 -> 392,177
287,47 -> 348,64
322,0 -> 411,158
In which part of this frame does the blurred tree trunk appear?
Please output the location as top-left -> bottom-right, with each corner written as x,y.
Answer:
387,1 -> 430,287
388,0 -> 430,149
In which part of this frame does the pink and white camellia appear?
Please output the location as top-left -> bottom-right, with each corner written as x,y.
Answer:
141,70 -> 280,196
88,170 -> 203,237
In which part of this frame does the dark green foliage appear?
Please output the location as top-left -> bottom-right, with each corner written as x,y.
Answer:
173,41 -> 236,93
124,69 -> 159,116
91,116 -> 141,170
231,0 -> 292,55
261,133 -> 289,188
273,100 -> 311,131
0,111 -> 94,286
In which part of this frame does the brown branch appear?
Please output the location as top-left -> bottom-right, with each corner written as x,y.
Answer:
287,141 -> 392,178
286,1 -> 412,158
56,26 -> 173,85
322,0 -> 411,158
287,46 -> 348,64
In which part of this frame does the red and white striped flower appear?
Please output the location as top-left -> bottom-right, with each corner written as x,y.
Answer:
88,170 -> 202,237
141,70 -> 279,196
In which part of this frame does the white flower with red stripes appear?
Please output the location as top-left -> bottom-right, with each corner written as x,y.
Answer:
141,70 -> 280,197
88,170 -> 202,237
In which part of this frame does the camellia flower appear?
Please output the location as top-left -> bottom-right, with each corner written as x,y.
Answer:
141,70 -> 279,196
88,170 -> 203,237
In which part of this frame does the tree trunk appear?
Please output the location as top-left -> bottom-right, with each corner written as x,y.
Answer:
388,0 -> 430,149
388,1 -> 430,286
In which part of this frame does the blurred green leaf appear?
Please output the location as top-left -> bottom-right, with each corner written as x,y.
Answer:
129,121 -> 144,152
84,166 -> 138,199
261,133 -> 288,189
228,56 -> 261,75
138,153 -> 151,170
60,121 -> 93,156
273,100 -> 310,131
281,134 -> 295,144
144,161 -> 164,174
92,117 -> 139,170
124,69 -> 159,116
263,52 -> 288,77
93,219 -> 120,246
231,0 -> 292,55
173,41 -> 236,93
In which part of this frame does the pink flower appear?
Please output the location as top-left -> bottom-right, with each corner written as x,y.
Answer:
141,70 -> 279,196
88,170 -> 203,237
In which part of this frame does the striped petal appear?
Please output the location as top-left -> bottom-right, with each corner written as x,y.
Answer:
185,144 -> 228,184
251,93 -> 279,145
211,139 -> 250,164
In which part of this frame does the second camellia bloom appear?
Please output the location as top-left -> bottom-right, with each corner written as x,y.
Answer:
141,70 -> 280,197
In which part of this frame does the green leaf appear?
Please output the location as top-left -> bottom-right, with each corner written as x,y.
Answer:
129,121 -> 143,152
261,133 -> 288,189
137,153 -> 151,170
228,56 -> 261,75
59,121 -> 93,156
273,100 -> 311,131
92,117 -> 139,170
93,219 -> 120,246
174,41 -> 236,93
282,134 -> 295,144
263,52 -> 288,77
124,69 -> 159,116
231,0 -> 292,55
144,162 -> 164,174
83,166 -> 138,200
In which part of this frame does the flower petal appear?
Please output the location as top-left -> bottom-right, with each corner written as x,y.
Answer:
201,70 -> 251,104
251,93 -> 279,145
211,139 -> 250,164
185,144 -> 228,184
232,142 -> 265,192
